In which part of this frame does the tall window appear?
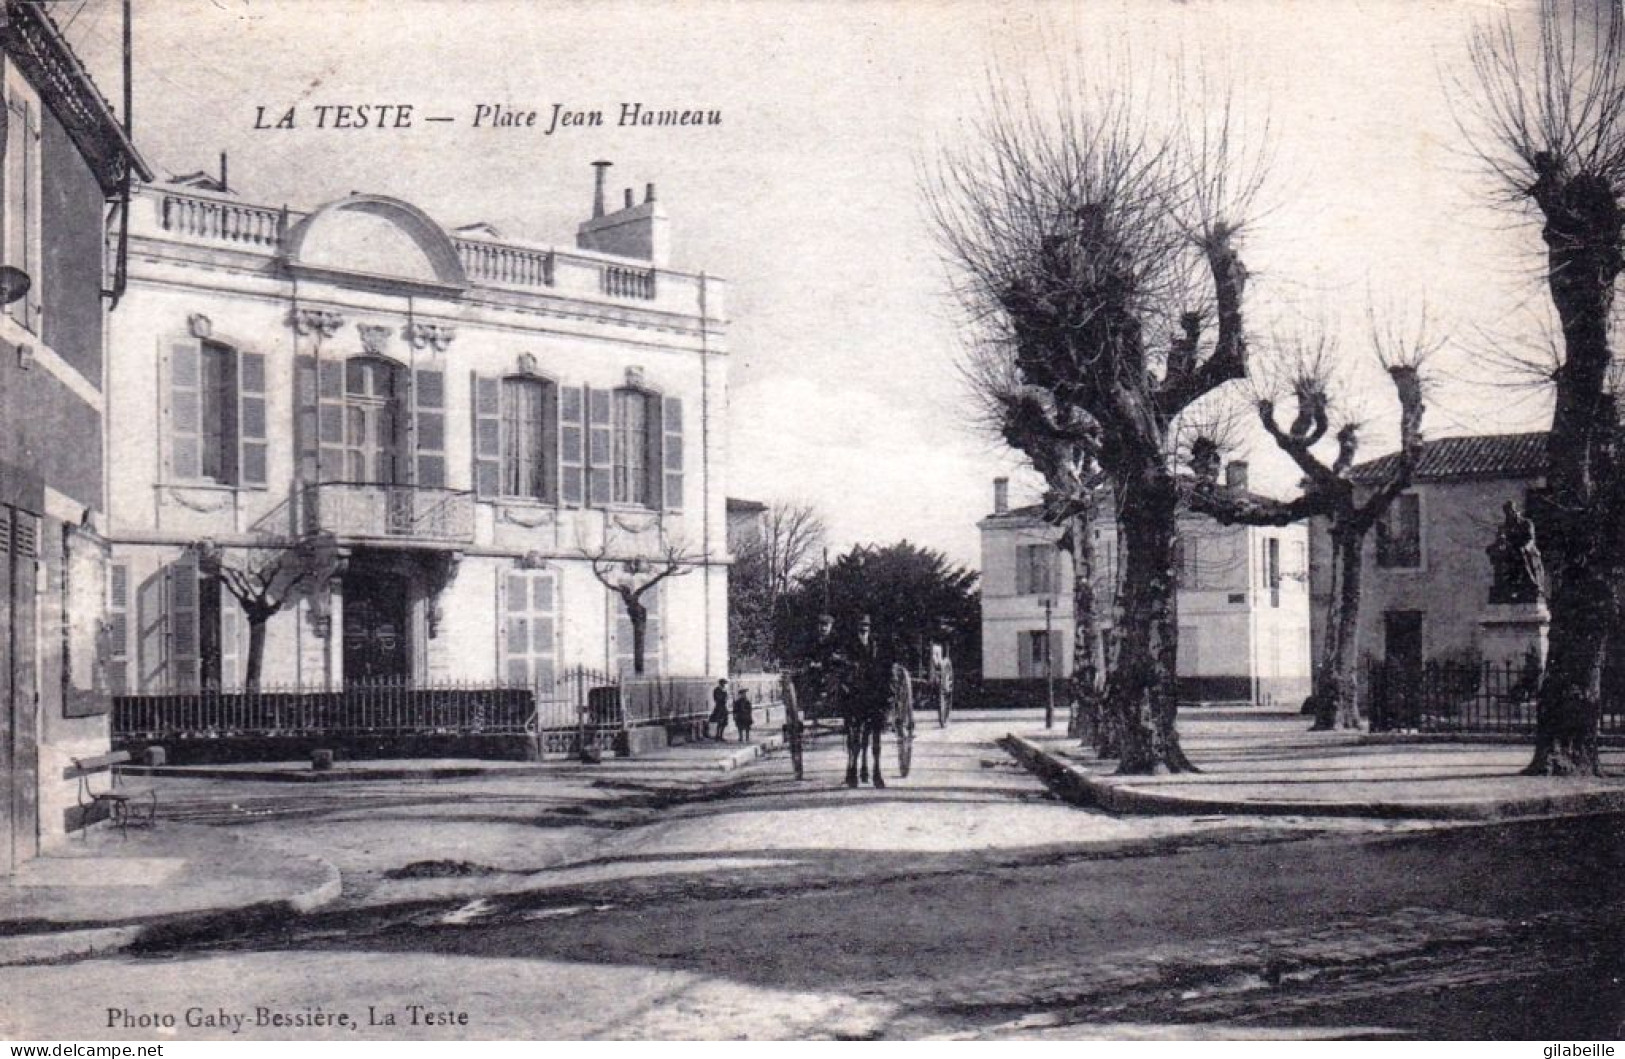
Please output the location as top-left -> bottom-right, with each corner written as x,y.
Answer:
344,357 -> 407,484
171,339 -> 267,487
501,377 -> 557,500
1015,543 -> 1056,596
1376,493 -> 1422,569
613,388 -> 659,506
504,568 -> 557,686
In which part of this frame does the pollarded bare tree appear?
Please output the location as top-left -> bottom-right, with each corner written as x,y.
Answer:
929,81 -> 1269,774
583,528 -> 695,676
964,343 -> 1111,754
195,537 -> 338,690
1185,325 -> 1431,730
1462,0 -> 1625,774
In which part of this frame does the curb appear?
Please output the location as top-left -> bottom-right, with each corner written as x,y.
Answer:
716,734 -> 784,771
1000,734 -> 1625,821
0,850 -> 342,967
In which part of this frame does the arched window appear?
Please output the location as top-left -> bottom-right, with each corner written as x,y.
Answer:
344,356 -> 407,484
500,376 -> 558,501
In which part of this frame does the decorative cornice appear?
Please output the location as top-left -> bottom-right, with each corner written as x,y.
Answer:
292,308 -> 344,337
408,321 -> 456,353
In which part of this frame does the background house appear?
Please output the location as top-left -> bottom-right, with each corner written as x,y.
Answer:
103,163 -> 729,694
1311,432 -> 1549,688
979,471 -> 1312,709
0,2 -> 148,866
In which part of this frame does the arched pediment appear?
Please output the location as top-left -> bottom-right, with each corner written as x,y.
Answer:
284,195 -> 468,291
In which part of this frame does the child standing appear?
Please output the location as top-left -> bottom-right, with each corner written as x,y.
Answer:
733,688 -> 754,743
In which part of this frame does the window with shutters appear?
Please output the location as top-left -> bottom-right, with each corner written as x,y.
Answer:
1376,492 -> 1423,569
170,339 -> 267,487
138,557 -> 200,691
502,568 -> 557,687
1,77 -> 41,332
1017,629 -> 1061,678
476,376 -> 558,502
1015,544 -> 1055,596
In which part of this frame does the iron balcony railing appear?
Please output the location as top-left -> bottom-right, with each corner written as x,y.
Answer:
302,482 -> 475,543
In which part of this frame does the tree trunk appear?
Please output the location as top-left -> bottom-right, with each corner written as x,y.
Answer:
245,617 -> 269,692
1312,525 -> 1364,731
1063,513 -> 1112,755
628,599 -> 648,676
1524,166 -> 1623,776
1526,569 -> 1607,774
1107,475 -> 1196,774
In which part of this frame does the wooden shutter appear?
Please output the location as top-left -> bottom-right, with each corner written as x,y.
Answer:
295,355 -> 319,482
472,374 -> 501,497
503,570 -> 530,684
415,368 -> 446,488
170,339 -> 203,479
660,396 -> 683,511
169,555 -> 200,690
317,358 -> 346,482
137,568 -> 165,691
1014,547 -> 1030,596
560,385 -> 585,506
587,386 -> 612,506
220,591 -> 242,689
239,351 -> 267,486
106,561 -> 130,694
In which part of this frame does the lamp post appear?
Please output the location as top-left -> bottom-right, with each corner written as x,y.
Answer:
1043,596 -> 1055,729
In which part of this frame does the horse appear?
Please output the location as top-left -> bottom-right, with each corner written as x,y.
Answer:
842,662 -> 913,788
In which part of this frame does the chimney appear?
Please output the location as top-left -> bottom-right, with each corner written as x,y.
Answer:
624,187 -> 634,209
591,160 -> 612,218
645,182 -> 656,204
1225,461 -> 1249,491
993,477 -> 1009,515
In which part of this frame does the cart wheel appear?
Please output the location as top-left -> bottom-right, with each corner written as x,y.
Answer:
896,727 -> 914,777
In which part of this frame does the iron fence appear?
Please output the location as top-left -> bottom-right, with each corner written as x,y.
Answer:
1367,658 -> 1625,734
114,667 -> 786,750
114,679 -> 537,740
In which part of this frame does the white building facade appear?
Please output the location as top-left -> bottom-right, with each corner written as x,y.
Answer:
980,475 -> 1312,707
104,168 -> 729,693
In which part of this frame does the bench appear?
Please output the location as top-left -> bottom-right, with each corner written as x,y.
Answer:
69,751 -> 157,838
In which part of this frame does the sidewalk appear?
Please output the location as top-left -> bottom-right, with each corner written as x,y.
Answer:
1004,711 -> 1625,820
0,732 -> 783,966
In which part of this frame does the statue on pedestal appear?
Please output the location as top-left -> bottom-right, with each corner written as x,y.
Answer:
1486,501 -> 1545,606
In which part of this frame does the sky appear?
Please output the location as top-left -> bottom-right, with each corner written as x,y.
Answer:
67,0 -> 1556,570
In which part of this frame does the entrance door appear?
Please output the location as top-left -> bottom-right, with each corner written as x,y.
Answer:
1384,610 -> 1424,728
342,570 -> 410,684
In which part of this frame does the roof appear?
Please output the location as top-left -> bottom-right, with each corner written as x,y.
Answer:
1348,431 -> 1547,486
0,2 -> 151,194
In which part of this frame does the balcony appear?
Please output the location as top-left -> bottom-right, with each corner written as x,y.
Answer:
302,483 -> 474,544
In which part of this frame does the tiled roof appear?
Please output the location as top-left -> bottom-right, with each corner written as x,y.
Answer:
983,503 -> 1045,522
1348,431 -> 1547,485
